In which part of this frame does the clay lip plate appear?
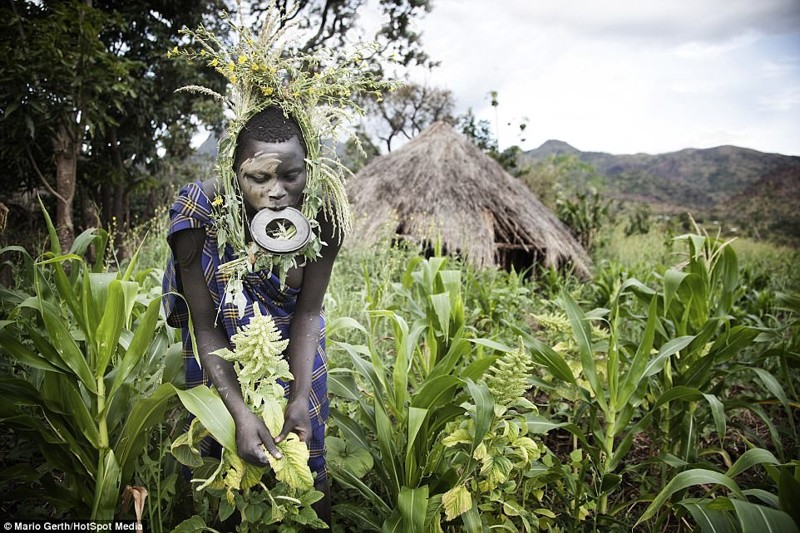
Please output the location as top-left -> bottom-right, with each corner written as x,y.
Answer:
249,207 -> 312,254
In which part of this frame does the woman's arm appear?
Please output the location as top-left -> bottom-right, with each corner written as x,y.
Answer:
172,228 -> 282,463
275,211 -> 341,443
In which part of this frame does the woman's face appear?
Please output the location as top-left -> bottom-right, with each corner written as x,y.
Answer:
235,135 -> 307,216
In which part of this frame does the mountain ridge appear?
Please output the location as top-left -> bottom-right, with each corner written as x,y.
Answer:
521,140 -> 800,245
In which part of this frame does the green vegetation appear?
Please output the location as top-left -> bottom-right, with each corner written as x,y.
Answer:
1,206 -> 798,531
521,145 -> 800,246
322,226 -> 799,532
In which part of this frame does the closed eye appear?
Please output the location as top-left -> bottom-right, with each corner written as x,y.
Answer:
246,173 -> 272,183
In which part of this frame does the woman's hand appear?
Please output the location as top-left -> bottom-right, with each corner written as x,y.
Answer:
234,409 -> 283,466
275,398 -> 311,444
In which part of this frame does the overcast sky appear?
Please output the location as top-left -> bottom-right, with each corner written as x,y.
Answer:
390,0 -> 800,156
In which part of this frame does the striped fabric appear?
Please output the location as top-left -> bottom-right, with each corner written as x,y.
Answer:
162,182 -> 329,482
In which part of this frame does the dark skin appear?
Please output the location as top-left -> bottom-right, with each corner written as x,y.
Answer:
171,135 -> 337,526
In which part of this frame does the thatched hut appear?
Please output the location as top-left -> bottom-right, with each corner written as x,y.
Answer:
348,121 -> 592,278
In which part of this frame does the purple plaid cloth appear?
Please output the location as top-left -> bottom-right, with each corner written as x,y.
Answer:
162,182 -> 329,482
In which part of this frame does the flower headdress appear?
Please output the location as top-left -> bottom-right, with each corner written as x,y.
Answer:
169,4 -> 396,291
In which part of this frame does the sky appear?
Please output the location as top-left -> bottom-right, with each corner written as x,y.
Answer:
381,0 -> 800,156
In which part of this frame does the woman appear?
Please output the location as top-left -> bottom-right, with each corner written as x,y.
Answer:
163,107 -> 338,525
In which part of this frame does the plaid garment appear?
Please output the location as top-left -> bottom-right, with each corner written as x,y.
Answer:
162,182 -> 329,482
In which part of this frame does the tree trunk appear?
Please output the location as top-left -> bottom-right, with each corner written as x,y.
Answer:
52,121 -> 78,251
109,127 -> 130,259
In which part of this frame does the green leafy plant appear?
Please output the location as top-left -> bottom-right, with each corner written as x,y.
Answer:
326,256 -> 499,531
440,340 -> 552,531
0,204 -> 179,519
636,449 -> 799,532
170,307 -> 324,531
514,231 -> 797,530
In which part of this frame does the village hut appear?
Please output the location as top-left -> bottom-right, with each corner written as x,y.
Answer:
348,121 -> 592,278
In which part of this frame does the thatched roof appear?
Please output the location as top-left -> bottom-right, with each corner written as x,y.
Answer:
348,121 -> 592,278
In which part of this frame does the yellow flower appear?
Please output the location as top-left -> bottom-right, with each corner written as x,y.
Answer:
228,62 -> 235,72
238,54 -> 246,64
261,86 -> 274,96
230,74 -> 237,84
210,58 -> 219,67
211,196 -> 224,207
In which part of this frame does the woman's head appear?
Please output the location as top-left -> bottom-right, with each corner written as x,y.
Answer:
234,107 -> 308,214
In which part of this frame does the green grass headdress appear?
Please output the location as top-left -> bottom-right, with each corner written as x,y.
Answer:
170,4 -> 396,290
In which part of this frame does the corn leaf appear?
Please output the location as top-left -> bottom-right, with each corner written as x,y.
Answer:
396,485 -> 429,533
340,341 -> 385,401
465,379 -> 494,450
520,332 -> 576,385
460,505 -> 483,533
61,380 -> 99,449
731,499 -> 799,533
330,408 -> 372,454
38,296 -> 96,393
174,385 -> 236,452
703,393 -> 727,445
405,407 -> 428,486
38,195 -> 61,255
561,292 -> 605,410
618,297 -> 658,407
0,330 -> 64,373
725,448 -> 781,479
334,503 -> 384,531
327,462 -> 391,518
94,280 -> 125,378
116,383 -> 178,482
109,298 -> 160,397
430,293 -> 451,339
410,375 -> 462,410
91,449 -> 120,521
679,500 -> 738,533
636,469 -> 746,524
53,262 -> 84,332
374,398 -> 400,497
642,336 -> 695,378
779,468 -> 800,524
328,370 -> 360,401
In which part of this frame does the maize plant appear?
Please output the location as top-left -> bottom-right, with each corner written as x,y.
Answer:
0,203 -> 179,519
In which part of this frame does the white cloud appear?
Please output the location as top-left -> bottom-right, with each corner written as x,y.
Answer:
761,57 -> 800,77
401,0 -> 800,155
758,87 -> 800,111
674,31 -> 762,59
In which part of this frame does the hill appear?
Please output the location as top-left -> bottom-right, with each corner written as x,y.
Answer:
521,141 -> 800,244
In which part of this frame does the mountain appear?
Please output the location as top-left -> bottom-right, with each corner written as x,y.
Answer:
521,141 -> 800,244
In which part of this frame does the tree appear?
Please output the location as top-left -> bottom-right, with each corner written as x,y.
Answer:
249,0 -> 435,71
1,0 -> 433,249
519,154 -> 615,252
87,0 -> 227,250
365,81 -> 454,152
457,108 -> 497,153
1,0 -> 138,249
457,108 -> 527,176
0,0 -> 227,250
